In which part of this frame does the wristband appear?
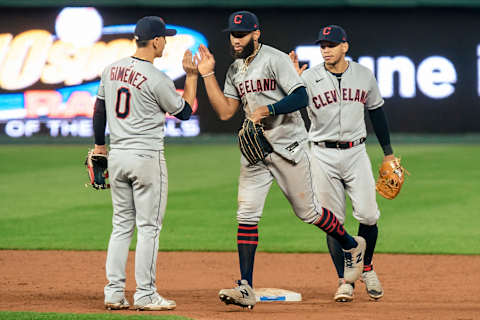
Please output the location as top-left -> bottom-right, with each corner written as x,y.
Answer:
267,104 -> 276,116
201,71 -> 215,78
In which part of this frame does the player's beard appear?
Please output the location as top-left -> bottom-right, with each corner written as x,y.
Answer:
230,38 -> 255,59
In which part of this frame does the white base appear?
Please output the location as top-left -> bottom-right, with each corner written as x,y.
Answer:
254,288 -> 302,302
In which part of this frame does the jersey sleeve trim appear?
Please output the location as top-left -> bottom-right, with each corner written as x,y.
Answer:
367,99 -> 385,110
287,82 -> 305,95
168,98 -> 186,116
174,101 -> 192,120
224,93 -> 241,100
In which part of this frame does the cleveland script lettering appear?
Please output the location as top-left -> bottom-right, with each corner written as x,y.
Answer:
237,78 -> 276,97
312,88 -> 367,108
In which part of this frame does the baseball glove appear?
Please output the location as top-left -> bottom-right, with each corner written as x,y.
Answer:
238,119 -> 273,166
84,149 -> 109,190
376,157 -> 409,199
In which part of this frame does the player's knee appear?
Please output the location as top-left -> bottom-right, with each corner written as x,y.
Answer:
111,218 -> 135,239
136,224 -> 161,237
237,212 -> 261,225
111,227 -> 135,240
352,201 -> 379,225
297,209 -> 320,225
353,210 -> 379,226
300,207 -> 345,226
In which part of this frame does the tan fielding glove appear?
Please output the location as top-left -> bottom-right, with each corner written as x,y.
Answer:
376,157 -> 409,199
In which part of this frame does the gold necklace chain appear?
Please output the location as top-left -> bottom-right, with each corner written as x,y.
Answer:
241,43 -> 262,73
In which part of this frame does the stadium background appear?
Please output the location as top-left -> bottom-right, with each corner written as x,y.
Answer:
0,1 -> 479,320
0,0 -> 480,138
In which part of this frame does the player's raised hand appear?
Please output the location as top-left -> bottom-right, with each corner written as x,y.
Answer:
197,44 -> 216,76
289,50 -> 307,75
182,49 -> 198,75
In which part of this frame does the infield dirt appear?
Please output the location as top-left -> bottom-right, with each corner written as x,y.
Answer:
0,251 -> 478,320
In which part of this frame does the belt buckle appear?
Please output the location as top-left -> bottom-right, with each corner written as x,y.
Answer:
336,142 -> 341,149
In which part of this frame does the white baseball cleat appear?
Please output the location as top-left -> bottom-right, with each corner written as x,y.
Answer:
334,279 -> 354,302
219,280 -> 256,309
133,294 -> 176,311
361,270 -> 384,300
343,236 -> 366,283
105,297 -> 130,310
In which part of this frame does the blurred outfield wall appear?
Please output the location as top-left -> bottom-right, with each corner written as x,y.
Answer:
0,1 -> 479,141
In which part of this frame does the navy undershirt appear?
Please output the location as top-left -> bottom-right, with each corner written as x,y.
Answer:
268,86 -> 308,115
93,98 -> 106,145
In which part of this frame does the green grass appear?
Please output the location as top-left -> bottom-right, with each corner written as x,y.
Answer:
0,311 -> 190,320
0,143 -> 479,254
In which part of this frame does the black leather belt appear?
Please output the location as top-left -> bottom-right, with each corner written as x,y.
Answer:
314,137 -> 366,149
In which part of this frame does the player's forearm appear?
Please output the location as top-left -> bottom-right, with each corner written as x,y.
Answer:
182,74 -> 198,107
93,98 -> 107,145
368,107 -> 393,155
203,76 -> 237,120
267,86 -> 308,115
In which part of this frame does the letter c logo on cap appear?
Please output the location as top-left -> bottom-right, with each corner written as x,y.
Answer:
234,15 -> 243,24
323,27 -> 332,35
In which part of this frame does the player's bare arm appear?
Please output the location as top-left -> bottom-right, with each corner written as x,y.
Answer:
181,49 -> 199,107
197,44 -> 240,120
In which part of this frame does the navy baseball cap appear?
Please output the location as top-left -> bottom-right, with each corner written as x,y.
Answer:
315,25 -> 348,44
223,11 -> 260,32
134,16 -> 176,41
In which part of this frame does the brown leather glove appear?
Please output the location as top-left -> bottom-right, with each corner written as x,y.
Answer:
376,157 -> 409,199
238,119 -> 273,166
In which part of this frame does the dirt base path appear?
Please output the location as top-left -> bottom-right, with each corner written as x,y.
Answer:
0,251 -> 478,320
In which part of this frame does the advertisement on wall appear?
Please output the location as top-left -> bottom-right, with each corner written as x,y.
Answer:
0,7 -> 206,138
0,6 -> 479,139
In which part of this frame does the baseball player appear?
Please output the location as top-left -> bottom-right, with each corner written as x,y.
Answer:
290,25 -> 395,302
92,16 -> 199,311
196,11 -> 366,309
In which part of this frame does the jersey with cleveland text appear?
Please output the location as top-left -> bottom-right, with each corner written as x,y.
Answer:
301,61 -> 384,142
224,44 -> 307,162
97,56 -> 185,151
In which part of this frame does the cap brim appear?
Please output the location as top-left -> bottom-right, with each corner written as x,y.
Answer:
314,39 -> 344,44
222,27 -> 256,32
165,29 -> 177,36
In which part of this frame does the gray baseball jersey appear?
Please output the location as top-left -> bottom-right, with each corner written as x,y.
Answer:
223,44 -> 326,226
301,61 -> 384,143
301,61 -> 382,225
97,56 -> 185,151
223,44 -> 307,163
99,56 -> 186,304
